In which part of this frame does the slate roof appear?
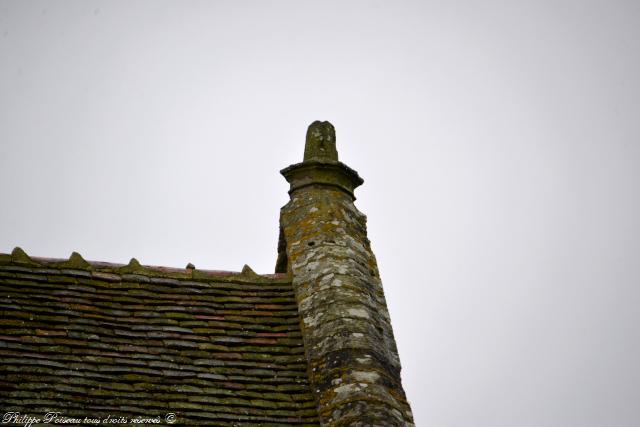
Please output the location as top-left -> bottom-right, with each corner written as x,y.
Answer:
0,248 -> 319,426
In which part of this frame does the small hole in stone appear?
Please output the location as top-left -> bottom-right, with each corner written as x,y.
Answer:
307,241 -> 315,247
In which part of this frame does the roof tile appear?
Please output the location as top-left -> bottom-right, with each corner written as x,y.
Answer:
0,253 -> 318,425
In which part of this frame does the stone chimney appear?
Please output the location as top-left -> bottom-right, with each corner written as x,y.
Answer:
277,121 -> 414,425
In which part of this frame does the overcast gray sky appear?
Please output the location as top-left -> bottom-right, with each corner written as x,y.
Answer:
1,1 -> 639,425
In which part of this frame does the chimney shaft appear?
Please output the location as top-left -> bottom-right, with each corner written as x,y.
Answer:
278,122 -> 414,426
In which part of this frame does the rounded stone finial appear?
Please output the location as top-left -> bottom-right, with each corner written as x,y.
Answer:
304,121 -> 338,162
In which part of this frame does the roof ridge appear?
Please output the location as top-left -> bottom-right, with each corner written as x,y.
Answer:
0,248 -> 290,282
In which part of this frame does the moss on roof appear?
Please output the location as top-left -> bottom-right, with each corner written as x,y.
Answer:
0,248 -> 319,426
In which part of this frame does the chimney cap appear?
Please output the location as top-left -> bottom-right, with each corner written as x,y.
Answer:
304,121 -> 338,162
281,121 -> 363,199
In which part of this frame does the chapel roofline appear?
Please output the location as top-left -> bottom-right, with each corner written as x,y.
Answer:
0,247 -> 290,283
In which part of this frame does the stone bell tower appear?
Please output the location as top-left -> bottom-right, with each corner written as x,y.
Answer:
277,121 -> 414,426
